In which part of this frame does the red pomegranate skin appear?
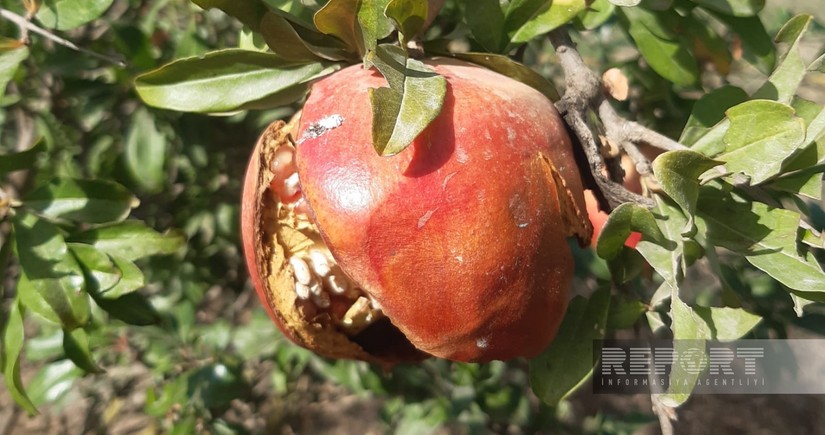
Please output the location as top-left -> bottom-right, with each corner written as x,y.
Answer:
294,59 -> 587,361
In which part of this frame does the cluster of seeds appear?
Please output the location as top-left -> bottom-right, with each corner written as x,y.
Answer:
268,142 -> 382,335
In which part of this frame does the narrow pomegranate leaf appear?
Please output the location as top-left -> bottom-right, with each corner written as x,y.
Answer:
529,287 -> 610,406
462,0 -> 507,52
13,212 -> 90,330
260,12 -> 328,61
22,178 -> 136,224
719,100 -> 806,184
753,14 -> 813,104
135,49 -> 338,113
192,0 -> 268,32
0,43 -> 29,101
314,0 -> 364,55
356,0 -> 394,53
576,0 -> 615,30
688,0 -> 763,16
697,186 -> 825,294
124,107 -> 166,193
68,243 -> 122,293
439,51 -> 559,101
0,139 -> 44,175
596,203 -> 668,260
63,328 -> 104,374
651,150 -> 722,234
2,297 -> 38,415
508,0 -> 587,45
618,7 -> 700,86
367,44 -> 446,156
384,0 -> 428,45
36,0 -> 113,31
68,221 -> 185,262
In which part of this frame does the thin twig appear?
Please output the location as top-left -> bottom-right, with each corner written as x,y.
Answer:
549,27 -> 688,210
0,8 -> 126,67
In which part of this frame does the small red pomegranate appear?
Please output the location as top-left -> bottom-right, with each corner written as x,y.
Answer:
241,59 -> 591,365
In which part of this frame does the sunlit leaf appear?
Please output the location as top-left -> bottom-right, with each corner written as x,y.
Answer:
124,107 -> 166,193
719,100 -> 806,184
68,220 -> 185,261
135,49 -> 337,113
438,51 -> 560,101
385,0 -> 428,46
23,178 -> 136,223
314,0 -> 364,55
36,0 -> 114,31
0,42 -> 29,100
68,243 -> 121,292
2,297 -> 37,414
14,212 -> 90,330
679,86 -> 748,147
529,287 -> 610,406
753,15 -> 813,104
509,0 -> 588,45
367,44 -> 446,156
693,306 -> 762,341
619,7 -> 699,86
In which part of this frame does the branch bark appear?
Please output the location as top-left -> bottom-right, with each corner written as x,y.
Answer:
549,28 -> 689,210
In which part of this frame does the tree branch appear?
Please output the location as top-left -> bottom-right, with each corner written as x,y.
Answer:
549,28 -> 689,210
0,8 -> 126,67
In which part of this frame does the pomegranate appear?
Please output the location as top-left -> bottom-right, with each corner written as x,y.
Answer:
242,59 -> 592,364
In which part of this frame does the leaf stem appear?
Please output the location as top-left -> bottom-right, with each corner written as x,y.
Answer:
0,8 -> 126,67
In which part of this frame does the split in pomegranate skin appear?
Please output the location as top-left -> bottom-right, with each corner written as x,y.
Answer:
242,59 -> 592,364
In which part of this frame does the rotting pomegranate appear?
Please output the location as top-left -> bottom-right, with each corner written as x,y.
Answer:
241,58 -> 593,365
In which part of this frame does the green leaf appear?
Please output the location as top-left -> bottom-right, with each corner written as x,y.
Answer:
135,49 -> 337,113
697,186 -> 825,294
508,0 -> 588,45
575,0 -> 615,30
260,11 -> 352,62
366,44 -> 446,156
693,306 -> 761,341
679,86 -> 748,147
92,291 -> 160,326
606,295 -> 647,330
0,139 -> 45,175
529,287 -> 610,406
14,212 -> 90,329
711,13 -> 775,75
68,221 -> 185,261
719,100 -> 806,184
684,10 -> 732,75
688,0 -> 763,17
463,0 -> 506,52
661,297 -> 709,406
635,196 -> 690,287
596,202 -> 668,260
62,328 -> 104,373
356,0 -> 394,53
100,255 -> 144,299
22,178 -> 136,224
652,150 -> 722,233
25,359 -> 83,408
124,107 -> 166,193
753,15 -> 813,104
438,51 -> 560,101
36,0 -> 114,31
192,0 -> 268,32
262,0 -> 322,29
385,0 -> 428,46
2,297 -> 38,414
0,42 -> 29,101
619,7 -> 700,86
313,0 -> 364,55
68,243 -> 121,292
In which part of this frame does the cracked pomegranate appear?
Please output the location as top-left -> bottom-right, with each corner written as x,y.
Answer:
242,59 -> 592,365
